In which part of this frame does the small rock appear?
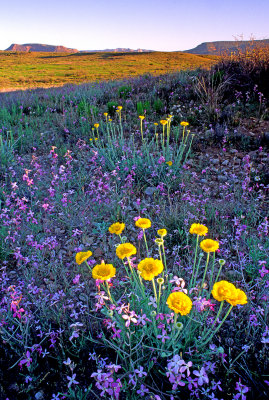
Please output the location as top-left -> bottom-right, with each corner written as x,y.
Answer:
35,391 -> 44,400
264,131 -> 269,144
145,187 -> 156,196
211,159 -> 219,165
218,175 -> 228,182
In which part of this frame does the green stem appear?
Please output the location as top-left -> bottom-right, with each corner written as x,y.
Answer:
208,253 -> 216,295
85,260 -> 92,274
143,230 -> 149,256
200,252 -> 210,292
214,265 -> 222,284
161,243 -> 167,275
202,304 -> 233,347
105,281 -> 113,303
190,235 -> 199,288
152,278 -> 158,305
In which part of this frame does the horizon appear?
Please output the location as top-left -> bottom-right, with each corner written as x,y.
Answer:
1,0 -> 269,52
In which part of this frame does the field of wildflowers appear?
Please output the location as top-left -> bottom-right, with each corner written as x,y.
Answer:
0,61 -> 268,400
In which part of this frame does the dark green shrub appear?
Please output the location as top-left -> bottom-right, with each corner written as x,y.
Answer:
107,101 -> 118,116
118,85 -> 132,99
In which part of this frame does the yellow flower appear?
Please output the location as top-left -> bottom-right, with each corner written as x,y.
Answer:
211,281 -> 237,302
226,288 -> 248,306
189,223 -> 208,236
157,229 -> 167,237
104,112 -> 108,116
166,161 -> 173,166
154,122 -> 158,126
167,292 -> 192,315
89,138 -> 93,141
138,258 -> 164,280
135,218 -> 151,229
155,238 -> 164,246
117,106 -> 123,110
180,121 -> 189,126
92,263 -> 116,280
116,243 -> 137,259
109,118 -> 112,122
160,120 -> 168,126
200,239 -> 219,253
139,115 -> 145,120
94,123 -> 99,128
94,138 -> 98,141
108,222 -> 125,235
75,250 -> 92,265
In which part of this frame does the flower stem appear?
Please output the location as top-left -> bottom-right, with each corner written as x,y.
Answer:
152,278 -> 158,305
85,261 -> 92,274
161,243 -> 167,275
200,252 -> 210,292
105,281 -> 113,303
143,230 -> 149,256
201,304 -> 233,347
190,234 -> 199,288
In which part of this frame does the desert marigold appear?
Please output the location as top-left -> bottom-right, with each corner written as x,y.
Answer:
154,122 -> 158,126
92,263 -> 116,281
226,288 -> 248,306
116,243 -> 137,259
189,223 -> 208,236
104,112 -> 108,116
167,292 -> 192,316
166,161 -> 173,166
211,280 -> 237,302
108,222 -> 125,235
160,120 -> 168,126
94,123 -> 99,128
75,250 -> 92,265
180,121 -> 189,126
138,258 -> 164,280
200,239 -> 219,253
157,229 -> 167,237
117,106 -> 123,110
135,218 -> 151,229
139,115 -> 145,120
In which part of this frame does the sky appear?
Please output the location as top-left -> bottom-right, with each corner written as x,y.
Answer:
1,0 -> 269,51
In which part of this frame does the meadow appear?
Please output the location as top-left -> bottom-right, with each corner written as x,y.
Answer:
0,51 -> 217,91
0,49 -> 268,400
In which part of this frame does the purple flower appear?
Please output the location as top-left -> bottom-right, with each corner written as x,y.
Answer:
137,384 -> 149,396
193,367 -> 209,386
67,373 -> 79,388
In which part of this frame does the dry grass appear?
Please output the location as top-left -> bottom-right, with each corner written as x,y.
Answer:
0,51 -> 218,91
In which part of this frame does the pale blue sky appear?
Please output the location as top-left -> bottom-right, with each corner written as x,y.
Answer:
1,0 -> 268,51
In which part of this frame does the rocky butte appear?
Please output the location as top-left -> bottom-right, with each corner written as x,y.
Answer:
5,43 -> 78,52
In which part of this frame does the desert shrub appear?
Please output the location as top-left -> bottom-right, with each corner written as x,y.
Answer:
107,100 -> 119,116
118,85 -> 132,99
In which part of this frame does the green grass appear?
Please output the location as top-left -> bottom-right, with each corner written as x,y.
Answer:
0,51 -> 218,91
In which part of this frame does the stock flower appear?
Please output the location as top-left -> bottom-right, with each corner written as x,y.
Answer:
180,121 -> 189,126
157,229 -> 167,237
189,223 -> 208,236
211,281 -> 237,302
92,263 -> 116,281
135,218 -> 151,229
226,289 -> 248,306
200,239 -> 219,253
160,120 -> 168,126
116,243 -> 137,259
108,222 -> 125,235
138,258 -> 163,280
75,250 -> 92,265
167,292 -> 192,315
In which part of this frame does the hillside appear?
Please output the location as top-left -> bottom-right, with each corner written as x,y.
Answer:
5,43 -> 78,53
0,51 -> 217,91
184,39 -> 269,55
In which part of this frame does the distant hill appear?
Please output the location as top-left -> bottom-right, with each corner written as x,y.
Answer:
183,39 -> 269,55
5,43 -> 78,53
80,48 -> 154,53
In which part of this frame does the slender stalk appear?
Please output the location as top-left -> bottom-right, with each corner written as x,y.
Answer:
200,252 -> 210,291
190,234 -> 199,288
105,281 -> 113,303
85,260 -> 92,274
215,265 -> 222,284
161,243 -> 167,275
152,279 -> 158,307
143,229 -> 149,256
208,252 -> 216,294
201,304 -> 233,347
201,300 -> 224,341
